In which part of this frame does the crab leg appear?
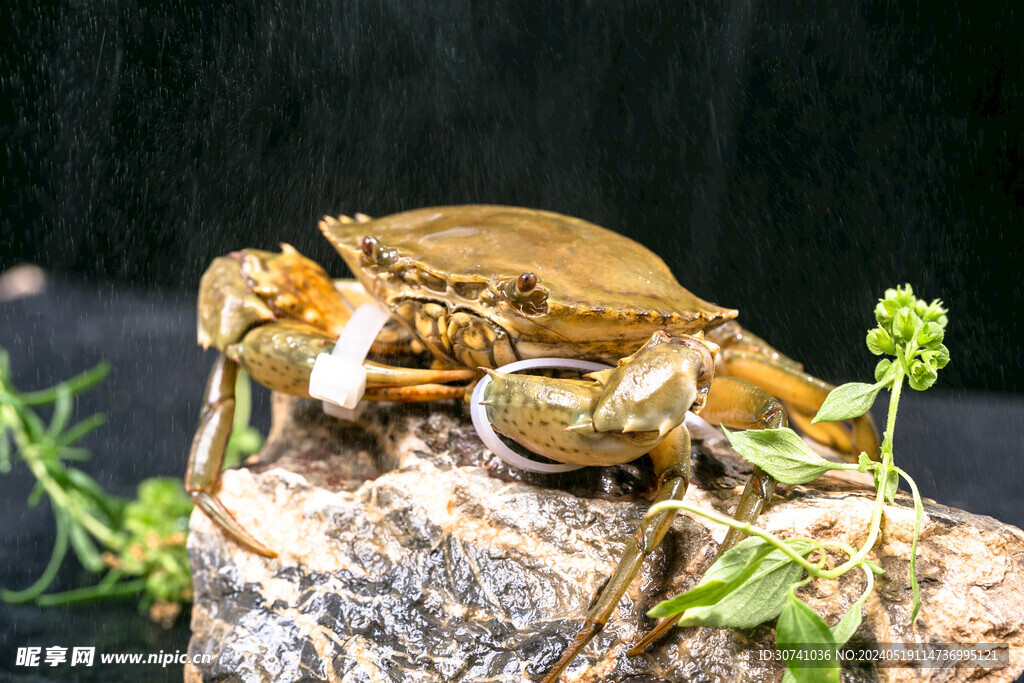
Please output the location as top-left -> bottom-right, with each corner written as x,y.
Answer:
708,322 -> 880,458
626,375 -> 785,655
187,346 -> 476,558
226,320 -> 477,399
720,349 -> 879,458
185,355 -> 279,557
540,426 -> 692,683
362,384 -> 468,402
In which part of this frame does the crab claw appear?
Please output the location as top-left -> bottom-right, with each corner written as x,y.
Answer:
591,334 -> 706,435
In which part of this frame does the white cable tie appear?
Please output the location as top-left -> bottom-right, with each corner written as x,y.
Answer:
321,400 -> 367,422
470,357 -> 613,473
308,303 -> 392,414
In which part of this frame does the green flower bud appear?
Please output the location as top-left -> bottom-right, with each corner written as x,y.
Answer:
908,359 -> 938,391
920,344 -> 950,370
892,307 -> 919,344
874,358 -> 893,383
874,299 -> 899,327
866,326 -> 896,356
886,284 -> 916,309
916,321 -> 944,348
920,298 -> 949,328
898,283 -> 915,302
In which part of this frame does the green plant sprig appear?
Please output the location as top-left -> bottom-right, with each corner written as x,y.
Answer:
646,285 -> 948,683
0,351 -> 122,605
0,352 -> 263,624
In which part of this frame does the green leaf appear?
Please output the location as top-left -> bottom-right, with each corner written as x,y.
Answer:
811,382 -> 884,425
830,564 -> 874,647
68,520 -> 106,572
873,359 -> 893,383
20,361 -> 112,406
830,591 -> 865,646
234,370 -> 253,427
125,478 -> 193,531
857,452 -> 873,473
776,592 -> 839,683
863,558 -> 885,575
829,605 -> 862,648
46,386 -> 73,438
646,579 -> 734,618
888,284 -> 916,308
648,538 -> 777,618
223,371 -> 264,470
21,407 -> 47,441
224,426 -> 263,470
672,538 -> 814,629
55,413 -> 107,448
722,428 -> 840,485
36,576 -> 146,606
873,466 -> 898,503
66,468 -> 125,520
27,481 -> 45,507
0,508 -> 70,604
56,446 -> 91,461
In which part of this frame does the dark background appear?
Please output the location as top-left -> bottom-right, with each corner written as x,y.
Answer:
1,0 -> 1022,680
3,0 -> 1021,391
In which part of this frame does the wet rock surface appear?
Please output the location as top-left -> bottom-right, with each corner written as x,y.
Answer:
186,395 -> 1024,682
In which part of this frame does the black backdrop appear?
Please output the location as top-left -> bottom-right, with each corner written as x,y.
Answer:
2,0 -> 1021,392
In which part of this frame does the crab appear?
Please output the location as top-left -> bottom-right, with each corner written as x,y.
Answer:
187,205 -> 879,681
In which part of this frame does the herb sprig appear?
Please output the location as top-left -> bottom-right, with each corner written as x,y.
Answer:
0,351 -> 262,626
645,285 -> 948,682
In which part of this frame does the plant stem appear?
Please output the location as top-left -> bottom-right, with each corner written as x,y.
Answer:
23,455 -> 124,551
897,465 -> 924,619
647,501 -> 827,574
650,371 -> 907,581
0,403 -> 124,552
36,578 -> 146,606
881,369 -> 904,456
813,369 -> 904,579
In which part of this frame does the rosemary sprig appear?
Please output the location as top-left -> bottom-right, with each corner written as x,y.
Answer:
0,351 -> 261,626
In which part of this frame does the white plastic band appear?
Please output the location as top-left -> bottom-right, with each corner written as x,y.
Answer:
470,357 -> 614,473
308,303 -> 391,417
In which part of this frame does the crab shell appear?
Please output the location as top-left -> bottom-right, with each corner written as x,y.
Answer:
319,205 -> 736,367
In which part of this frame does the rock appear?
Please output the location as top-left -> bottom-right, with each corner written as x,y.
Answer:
186,394 -> 1024,682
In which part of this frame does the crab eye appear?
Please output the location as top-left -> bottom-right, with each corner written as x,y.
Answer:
516,272 -> 537,293
376,248 -> 398,267
359,235 -> 397,267
497,274 -> 548,316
